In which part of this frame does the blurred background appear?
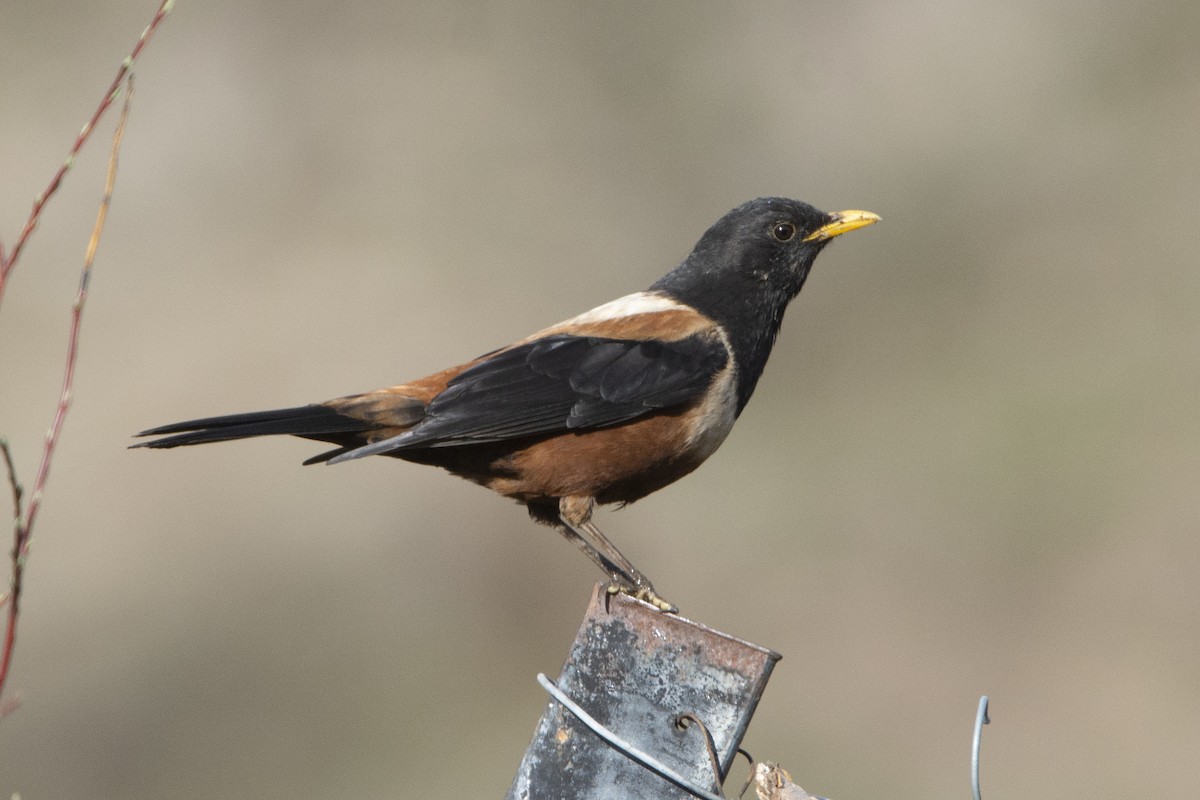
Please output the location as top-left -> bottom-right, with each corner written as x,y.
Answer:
2,1 -> 1198,797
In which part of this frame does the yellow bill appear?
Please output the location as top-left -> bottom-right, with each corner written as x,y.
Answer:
803,209 -> 881,242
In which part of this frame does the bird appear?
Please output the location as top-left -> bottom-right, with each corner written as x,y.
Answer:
134,198 -> 878,611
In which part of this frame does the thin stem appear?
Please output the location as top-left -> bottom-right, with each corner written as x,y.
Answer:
0,72 -> 137,709
0,0 -> 172,310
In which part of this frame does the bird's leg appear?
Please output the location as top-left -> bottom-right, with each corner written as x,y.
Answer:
570,518 -> 650,590
553,521 -> 630,584
527,501 -> 631,586
559,496 -> 678,614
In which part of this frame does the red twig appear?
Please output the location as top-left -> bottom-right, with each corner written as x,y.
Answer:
0,442 -> 24,717
0,70 -> 138,713
0,441 -> 20,705
0,0 -> 172,311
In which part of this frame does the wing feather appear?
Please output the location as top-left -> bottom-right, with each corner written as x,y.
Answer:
326,332 -> 727,462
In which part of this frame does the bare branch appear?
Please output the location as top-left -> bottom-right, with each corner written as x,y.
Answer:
0,72 -> 138,710
0,441 -> 22,531
0,439 -> 22,717
0,439 -> 23,612
0,0 -> 172,310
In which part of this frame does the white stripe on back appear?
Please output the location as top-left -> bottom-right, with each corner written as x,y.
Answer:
564,292 -> 687,325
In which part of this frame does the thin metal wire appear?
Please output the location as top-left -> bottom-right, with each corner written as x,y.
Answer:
972,695 -> 990,800
537,673 -> 726,800
676,712 -> 724,790
734,749 -> 757,799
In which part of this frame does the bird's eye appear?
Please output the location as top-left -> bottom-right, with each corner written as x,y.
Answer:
771,221 -> 796,242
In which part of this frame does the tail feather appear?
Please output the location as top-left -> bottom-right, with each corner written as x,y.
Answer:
132,405 -> 376,450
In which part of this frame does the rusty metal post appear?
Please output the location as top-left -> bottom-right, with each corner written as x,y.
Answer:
508,583 -> 781,800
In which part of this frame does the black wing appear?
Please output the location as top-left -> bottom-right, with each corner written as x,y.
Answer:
327,332 -> 728,462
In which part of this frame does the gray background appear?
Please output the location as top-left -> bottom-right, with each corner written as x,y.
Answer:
2,1 -> 1198,797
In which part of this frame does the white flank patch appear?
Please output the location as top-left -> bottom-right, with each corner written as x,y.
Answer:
684,336 -> 738,458
564,291 -> 687,325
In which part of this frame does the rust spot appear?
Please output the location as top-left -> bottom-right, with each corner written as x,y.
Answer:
508,584 -> 781,799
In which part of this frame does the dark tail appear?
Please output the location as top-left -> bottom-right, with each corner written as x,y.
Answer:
132,405 -> 377,454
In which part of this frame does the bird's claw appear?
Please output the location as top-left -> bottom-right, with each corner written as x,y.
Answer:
606,580 -> 678,613
637,587 -> 679,614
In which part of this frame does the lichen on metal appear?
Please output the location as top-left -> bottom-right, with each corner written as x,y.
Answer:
508,584 -> 781,800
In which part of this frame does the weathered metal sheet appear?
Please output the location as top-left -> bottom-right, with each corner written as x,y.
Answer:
509,584 -> 781,799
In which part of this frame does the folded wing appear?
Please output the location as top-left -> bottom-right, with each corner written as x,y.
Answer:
327,332 -> 728,462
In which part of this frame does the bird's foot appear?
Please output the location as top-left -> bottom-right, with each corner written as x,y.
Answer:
605,580 -> 678,614
636,587 -> 679,614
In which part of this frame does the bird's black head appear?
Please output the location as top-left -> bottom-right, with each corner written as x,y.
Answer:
651,197 -> 879,412
652,197 -> 878,311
